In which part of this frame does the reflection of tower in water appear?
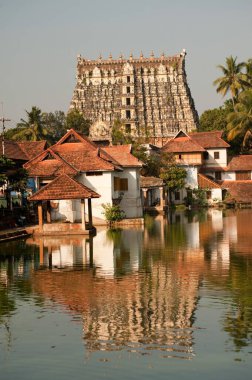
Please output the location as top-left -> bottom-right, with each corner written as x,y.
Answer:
26,225 -> 202,359
82,263 -> 199,359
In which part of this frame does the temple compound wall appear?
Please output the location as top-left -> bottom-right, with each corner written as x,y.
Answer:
70,50 -> 199,144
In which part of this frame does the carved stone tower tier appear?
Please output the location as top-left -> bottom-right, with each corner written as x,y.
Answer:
69,50 -> 199,144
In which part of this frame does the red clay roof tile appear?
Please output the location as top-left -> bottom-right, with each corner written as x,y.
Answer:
1,139 -> 28,161
227,155 -> 252,171
221,180 -> 252,203
189,131 -> 230,148
24,149 -> 78,177
162,136 -> 205,153
0,139 -> 47,161
198,173 -> 221,189
29,174 -> 100,201
17,141 -> 47,159
102,145 -> 142,167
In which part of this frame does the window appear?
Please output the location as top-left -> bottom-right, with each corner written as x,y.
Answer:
214,151 -> 220,159
206,190 -> 212,199
125,124 -> 131,133
126,110 -> 131,119
175,191 -> 180,200
86,172 -> 103,176
178,154 -> 182,160
203,151 -> 209,160
126,97 -> 131,106
127,76 -> 130,83
126,86 -> 130,94
114,177 -> 128,191
215,172 -> 221,180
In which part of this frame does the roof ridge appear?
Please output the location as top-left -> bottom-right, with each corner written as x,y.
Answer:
16,141 -> 30,160
53,150 -> 79,173
23,147 -> 56,168
55,129 -> 97,149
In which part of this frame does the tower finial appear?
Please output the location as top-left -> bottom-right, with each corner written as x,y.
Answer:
181,48 -> 186,57
150,50 -> 154,58
109,52 -> 112,60
140,51 -> 143,59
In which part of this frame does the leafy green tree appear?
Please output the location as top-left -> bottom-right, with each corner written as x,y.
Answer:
0,156 -> 28,208
65,109 -> 90,135
159,153 -> 187,203
199,100 -> 233,132
42,111 -> 66,144
244,58 -> 252,86
11,106 -> 48,141
226,90 -> 252,151
0,156 -> 14,188
213,56 -> 247,108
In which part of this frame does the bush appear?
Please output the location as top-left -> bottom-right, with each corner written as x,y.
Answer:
102,203 -> 125,223
184,188 -> 208,207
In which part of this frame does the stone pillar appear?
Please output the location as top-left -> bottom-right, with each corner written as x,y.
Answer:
164,187 -> 168,205
88,198 -> 93,229
38,202 -> 43,232
142,189 -> 148,206
81,199 -> 87,230
159,187 -> 164,209
46,201 -> 51,223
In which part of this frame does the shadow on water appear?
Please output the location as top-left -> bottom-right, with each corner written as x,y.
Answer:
0,208 -> 252,358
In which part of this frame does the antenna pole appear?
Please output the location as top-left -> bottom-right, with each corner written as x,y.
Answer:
0,103 -> 11,156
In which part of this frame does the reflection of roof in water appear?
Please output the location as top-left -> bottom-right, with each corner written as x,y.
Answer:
29,241 -> 200,358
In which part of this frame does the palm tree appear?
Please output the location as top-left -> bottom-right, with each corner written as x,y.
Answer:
244,58 -> 252,86
12,106 -> 48,141
226,90 -> 252,150
213,56 -> 248,109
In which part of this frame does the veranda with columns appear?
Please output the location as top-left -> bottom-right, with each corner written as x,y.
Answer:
29,174 -> 100,235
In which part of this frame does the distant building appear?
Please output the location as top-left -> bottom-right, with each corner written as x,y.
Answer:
161,130 -> 252,205
69,50 -> 199,144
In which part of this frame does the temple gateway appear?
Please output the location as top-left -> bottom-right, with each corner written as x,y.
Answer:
69,50 -> 199,144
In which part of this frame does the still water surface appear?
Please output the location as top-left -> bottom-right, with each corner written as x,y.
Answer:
0,209 -> 252,379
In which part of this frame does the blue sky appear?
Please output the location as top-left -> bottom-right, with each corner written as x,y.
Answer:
0,0 -> 251,129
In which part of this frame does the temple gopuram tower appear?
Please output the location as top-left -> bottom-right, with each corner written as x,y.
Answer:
69,50 -> 199,144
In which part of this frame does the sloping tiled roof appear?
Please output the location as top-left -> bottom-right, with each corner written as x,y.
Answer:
29,174 -> 100,201
17,141 -> 47,159
227,155 -> 252,171
190,131 -> 230,148
140,176 -> 164,188
162,136 -> 205,153
1,139 -> 28,161
198,173 -> 221,189
102,145 -> 143,167
221,181 -> 252,203
55,129 -> 97,150
0,139 -> 47,161
24,149 -> 78,177
24,137 -> 120,175
54,150 -> 118,172
24,129 -> 143,177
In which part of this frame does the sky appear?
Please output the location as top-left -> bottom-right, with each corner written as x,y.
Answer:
0,0 -> 252,130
